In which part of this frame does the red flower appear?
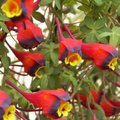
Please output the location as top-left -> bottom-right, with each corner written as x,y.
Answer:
56,17 -> 82,66
16,19 -> 44,49
6,42 -> 45,77
81,43 -> 118,70
75,88 -> 120,117
5,18 -> 44,49
1,0 -> 40,19
6,80 -> 73,119
0,90 -> 16,120
0,90 -> 11,110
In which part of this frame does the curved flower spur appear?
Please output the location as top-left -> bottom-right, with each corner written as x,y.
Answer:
6,79 -> 73,119
81,43 -> 118,71
56,17 -> 83,67
6,41 -> 45,78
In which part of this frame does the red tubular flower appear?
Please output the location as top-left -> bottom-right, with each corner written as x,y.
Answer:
5,18 -> 44,49
56,17 -> 82,66
1,1 -> 44,49
0,90 -> 16,120
6,80 -> 73,119
6,42 -> 45,77
74,88 -> 120,117
81,43 -> 118,70
16,19 -> 44,49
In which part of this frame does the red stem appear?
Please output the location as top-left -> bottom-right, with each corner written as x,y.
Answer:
63,24 -> 76,40
5,79 -> 27,97
55,17 -> 64,41
34,0 -> 41,9
16,106 -> 42,112
5,40 -> 16,55
16,110 -> 27,120
110,70 -> 120,76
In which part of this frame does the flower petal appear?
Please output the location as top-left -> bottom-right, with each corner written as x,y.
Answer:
0,90 -> 11,109
17,19 -> 44,49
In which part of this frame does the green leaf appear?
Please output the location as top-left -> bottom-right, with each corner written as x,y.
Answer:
50,49 -> 58,66
63,68 -> 78,89
39,0 -> 53,6
1,54 -> 10,72
55,0 -> 61,9
63,0 -> 77,6
18,97 -> 28,108
0,15 -> 9,21
31,78 -> 41,91
32,12 -> 45,23
94,18 -> 106,30
40,115 -> 51,120
109,26 -> 120,46
40,75 -> 48,89
86,31 -> 97,43
84,17 -> 94,29
116,5 -> 120,16
0,42 -> 8,55
98,32 -> 111,39
0,22 -> 9,32
94,0 -> 104,6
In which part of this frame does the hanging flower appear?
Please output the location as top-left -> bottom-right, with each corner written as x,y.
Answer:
56,17 -> 82,66
81,43 -> 118,70
6,42 -> 45,78
0,90 -> 16,120
6,80 -> 73,119
5,18 -> 44,49
74,88 -> 120,117
1,0 -> 44,49
16,19 -> 44,49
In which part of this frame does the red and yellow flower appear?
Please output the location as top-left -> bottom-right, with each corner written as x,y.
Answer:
2,1 -> 44,49
81,43 -> 118,70
1,0 -> 38,19
56,17 -> 82,66
0,90 -> 16,120
5,18 -> 44,49
6,80 -> 73,119
6,42 -> 45,77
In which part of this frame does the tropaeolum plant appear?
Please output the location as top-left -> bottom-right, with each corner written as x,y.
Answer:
0,0 -> 120,120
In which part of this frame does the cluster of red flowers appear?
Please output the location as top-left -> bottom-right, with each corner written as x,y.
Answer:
0,0 -> 119,120
0,0 -> 72,120
75,88 -> 120,117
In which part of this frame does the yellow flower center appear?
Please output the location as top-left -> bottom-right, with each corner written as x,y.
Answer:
57,101 -> 72,117
3,105 -> 16,120
35,66 -> 44,78
1,0 -> 22,18
64,52 -> 82,66
107,57 -> 118,70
